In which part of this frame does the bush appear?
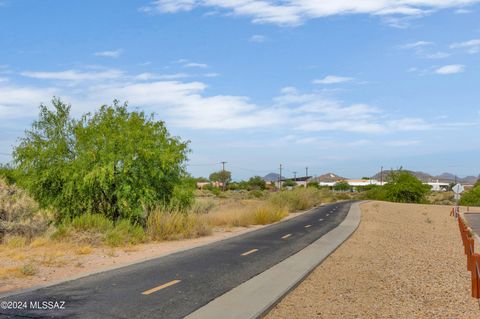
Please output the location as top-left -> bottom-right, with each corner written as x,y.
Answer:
253,204 -> 288,225
307,181 -> 319,188
382,171 -> 430,203
13,99 -> 190,224
247,176 -> 266,190
147,209 -> 212,241
333,181 -> 351,192
269,188 -> 323,212
55,213 -> 146,246
460,186 -> 480,206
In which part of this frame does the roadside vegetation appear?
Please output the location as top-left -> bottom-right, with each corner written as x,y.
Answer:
0,99 -> 354,282
460,181 -> 480,206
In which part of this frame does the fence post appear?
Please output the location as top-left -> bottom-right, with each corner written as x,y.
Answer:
467,238 -> 474,272
473,254 -> 480,299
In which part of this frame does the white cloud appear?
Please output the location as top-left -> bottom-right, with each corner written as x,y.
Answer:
401,41 -> 433,49
0,84 -> 58,118
313,75 -> 354,85
94,49 -> 123,58
450,39 -> 480,53
183,62 -> 208,68
386,140 -> 421,147
249,34 -> 267,43
435,64 -> 465,74
142,0 -> 480,26
3,68 -> 435,134
21,69 -> 125,81
422,52 -> 450,59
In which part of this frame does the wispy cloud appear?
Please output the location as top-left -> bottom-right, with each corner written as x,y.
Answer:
435,64 -> 465,74
141,0 -> 480,26
94,49 -> 123,58
2,68 -> 441,136
400,41 -> 433,49
313,75 -> 354,85
20,69 -> 125,81
450,38 -> 480,53
249,34 -> 267,43
183,62 -> 208,68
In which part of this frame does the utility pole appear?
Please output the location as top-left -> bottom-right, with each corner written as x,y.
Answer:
220,161 -> 227,192
305,167 -> 309,188
293,171 -> 297,181
278,164 -> 282,190
380,166 -> 383,186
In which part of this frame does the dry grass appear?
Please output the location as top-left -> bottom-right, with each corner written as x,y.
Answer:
75,245 -> 93,255
147,209 -> 213,240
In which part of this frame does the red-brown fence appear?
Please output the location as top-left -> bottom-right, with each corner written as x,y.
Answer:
458,215 -> 480,298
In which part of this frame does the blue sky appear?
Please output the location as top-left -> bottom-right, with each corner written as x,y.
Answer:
1,0 -> 479,180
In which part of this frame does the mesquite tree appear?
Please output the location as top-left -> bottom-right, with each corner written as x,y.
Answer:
14,98 -> 190,223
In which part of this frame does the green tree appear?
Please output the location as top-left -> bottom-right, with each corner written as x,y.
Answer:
307,181 -> 319,188
382,171 -> 430,203
282,179 -> 296,188
460,185 -> 480,206
209,170 -> 232,186
247,176 -> 266,190
333,181 -> 351,192
14,98 -> 190,223
0,163 -> 17,184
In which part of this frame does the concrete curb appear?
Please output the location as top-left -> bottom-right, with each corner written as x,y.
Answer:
186,201 -> 363,319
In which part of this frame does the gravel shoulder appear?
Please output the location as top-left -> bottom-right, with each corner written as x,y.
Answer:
265,201 -> 480,319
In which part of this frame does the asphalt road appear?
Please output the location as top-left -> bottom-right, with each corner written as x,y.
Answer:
0,201 -> 353,319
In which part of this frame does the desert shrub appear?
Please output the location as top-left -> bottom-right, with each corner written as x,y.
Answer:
147,209 -> 212,241
460,186 -> 480,206
247,176 -> 266,190
382,171 -> 431,203
282,179 -> 296,188
268,188 -> 323,212
248,190 -> 265,199
105,220 -> 146,246
190,200 -> 216,214
333,181 -> 351,192
334,193 -> 350,200
70,214 -> 113,232
364,185 -> 388,200
307,181 -> 319,188
13,99 -> 190,224
0,164 -> 16,185
0,178 -> 50,242
253,204 -> 288,225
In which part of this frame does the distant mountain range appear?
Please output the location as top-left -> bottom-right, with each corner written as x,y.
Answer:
263,170 -> 478,185
371,170 -> 478,184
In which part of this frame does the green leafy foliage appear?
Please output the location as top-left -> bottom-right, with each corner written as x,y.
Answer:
381,171 -> 430,203
13,98 -> 190,223
282,179 -> 296,187
459,185 -> 480,206
209,170 -> 231,185
333,181 -> 351,191
247,176 -> 266,190
0,164 -> 17,184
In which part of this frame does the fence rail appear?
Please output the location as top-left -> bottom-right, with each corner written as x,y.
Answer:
458,215 -> 480,298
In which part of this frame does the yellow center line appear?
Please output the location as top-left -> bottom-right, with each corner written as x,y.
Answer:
282,234 -> 292,239
241,249 -> 258,256
142,279 -> 181,295
304,224 -> 312,228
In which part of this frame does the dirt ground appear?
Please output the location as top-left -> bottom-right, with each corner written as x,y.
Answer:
0,209 -> 310,294
266,201 -> 480,319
